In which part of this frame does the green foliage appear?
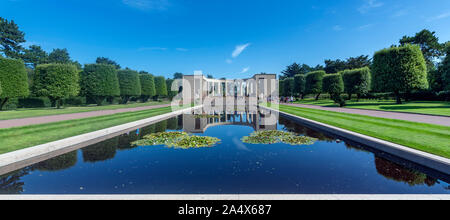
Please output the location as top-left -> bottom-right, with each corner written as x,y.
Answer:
341,67 -> 371,100
441,42 -> 450,90
305,70 -> 325,99
0,57 -> 29,110
241,130 -> 316,145
96,57 -> 121,69
323,73 -> 345,107
278,79 -> 285,97
117,69 -> 141,104
399,29 -> 444,66
22,45 -> 48,68
283,77 -> 294,96
33,63 -> 80,108
139,73 -> 156,102
166,78 -> 178,99
173,72 -> 183,79
133,132 -> 220,149
48,48 -> 71,64
0,17 -> 25,58
281,62 -> 323,79
294,74 -> 306,98
80,64 -> 120,105
324,55 -> 371,74
372,44 -> 428,104
154,76 -> 168,98
18,97 -> 51,108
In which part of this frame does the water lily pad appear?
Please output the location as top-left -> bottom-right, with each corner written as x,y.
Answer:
241,130 -> 317,146
132,132 -> 220,149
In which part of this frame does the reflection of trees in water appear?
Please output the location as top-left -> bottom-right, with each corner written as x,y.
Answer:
140,124 -> 156,137
32,151 -> 78,171
279,117 -> 335,142
167,117 -> 178,130
82,137 -> 118,163
343,142 -> 370,153
117,131 -> 139,150
375,157 -> 438,187
0,169 -> 30,194
155,120 -> 167,132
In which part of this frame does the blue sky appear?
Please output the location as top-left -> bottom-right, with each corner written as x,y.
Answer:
1,0 -> 450,79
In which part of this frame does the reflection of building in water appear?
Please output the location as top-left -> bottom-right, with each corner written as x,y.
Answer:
182,74 -> 278,105
182,111 -> 277,133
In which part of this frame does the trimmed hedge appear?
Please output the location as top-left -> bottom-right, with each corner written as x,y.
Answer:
372,44 -> 428,104
305,70 -> 326,100
33,63 -> 80,108
0,57 -> 29,110
341,67 -> 371,101
117,69 -> 141,104
81,64 -> 120,106
278,79 -> 285,97
294,74 -> 306,99
154,76 -> 167,99
166,78 -> 178,100
323,73 -> 345,107
283,77 -> 295,96
18,97 -> 51,108
139,73 -> 156,102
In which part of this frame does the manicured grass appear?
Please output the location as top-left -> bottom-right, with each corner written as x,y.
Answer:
267,104 -> 450,158
0,101 -> 171,120
0,106 -> 174,154
293,99 -> 450,116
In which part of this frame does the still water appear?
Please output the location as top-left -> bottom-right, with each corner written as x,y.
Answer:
1,111 -> 449,194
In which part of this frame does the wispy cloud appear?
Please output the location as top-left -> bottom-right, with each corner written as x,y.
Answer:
427,12 -> 450,22
241,67 -> 250,73
332,25 -> 343,31
392,9 -> 408,17
358,24 -> 374,30
176,48 -> 188,52
232,43 -> 250,58
138,47 -> 168,51
122,0 -> 170,11
226,59 -> 233,64
358,0 -> 384,14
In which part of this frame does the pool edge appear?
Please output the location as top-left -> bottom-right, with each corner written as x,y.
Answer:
260,105 -> 450,175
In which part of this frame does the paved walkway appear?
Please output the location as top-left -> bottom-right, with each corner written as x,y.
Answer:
284,103 -> 450,127
0,104 -> 171,129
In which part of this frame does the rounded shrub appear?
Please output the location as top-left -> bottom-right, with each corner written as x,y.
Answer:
305,70 -> 326,100
294,74 -> 306,99
372,44 -> 428,104
139,73 -> 156,102
323,73 -> 345,107
154,76 -> 167,100
33,63 -> 80,108
0,57 -> 29,110
117,69 -> 141,104
341,67 -> 371,101
80,64 -> 120,106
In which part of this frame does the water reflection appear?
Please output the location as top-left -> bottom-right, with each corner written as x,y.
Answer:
0,113 -> 448,194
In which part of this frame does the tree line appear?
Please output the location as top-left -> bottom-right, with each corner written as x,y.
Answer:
0,17 -> 181,110
279,29 -> 450,105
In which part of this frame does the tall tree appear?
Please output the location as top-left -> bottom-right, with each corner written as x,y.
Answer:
0,17 -> 25,59
173,72 -> 183,79
48,48 -> 71,64
96,57 -> 121,69
22,45 -> 48,68
281,63 -> 315,79
345,55 -> 372,69
399,29 -> 444,66
441,42 -> 450,90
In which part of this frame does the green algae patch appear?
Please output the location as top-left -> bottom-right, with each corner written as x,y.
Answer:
242,130 -> 316,146
132,132 -> 220,149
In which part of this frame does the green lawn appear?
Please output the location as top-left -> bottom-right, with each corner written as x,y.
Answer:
293,99 -> 450,116
0,101 -> 171,120
267,104 -> 450,158
0,106 -> 174,154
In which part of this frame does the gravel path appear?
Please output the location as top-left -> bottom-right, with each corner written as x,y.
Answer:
0,104 -> 171,129
284,103 -> 450,127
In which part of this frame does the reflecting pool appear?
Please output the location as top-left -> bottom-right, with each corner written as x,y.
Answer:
0,110 -> 449,194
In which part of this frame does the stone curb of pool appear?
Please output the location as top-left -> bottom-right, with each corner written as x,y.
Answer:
260,106 -> 450,175
0,105 -> 204,175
